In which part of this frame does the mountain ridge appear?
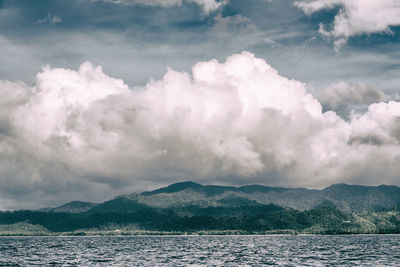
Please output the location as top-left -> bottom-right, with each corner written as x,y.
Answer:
39,181 -> 400,214
134,181 -> 400,212
1,181 -> 400,235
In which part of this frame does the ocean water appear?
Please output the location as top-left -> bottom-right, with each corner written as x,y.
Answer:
0,235 -> 399,266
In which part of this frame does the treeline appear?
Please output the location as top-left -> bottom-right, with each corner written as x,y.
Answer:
1,205 -> 392,234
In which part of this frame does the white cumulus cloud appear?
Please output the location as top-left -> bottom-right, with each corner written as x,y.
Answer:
1,52 -> 400,209
295,0 -> 400,49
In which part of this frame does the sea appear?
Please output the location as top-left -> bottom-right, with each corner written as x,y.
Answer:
1,235 -> 399,266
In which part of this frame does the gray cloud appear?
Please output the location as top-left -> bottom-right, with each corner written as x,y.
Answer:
37,13 -> 62,24
313,82 -> 390,118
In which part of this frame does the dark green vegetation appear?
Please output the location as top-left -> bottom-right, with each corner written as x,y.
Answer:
1,182 -> 400,235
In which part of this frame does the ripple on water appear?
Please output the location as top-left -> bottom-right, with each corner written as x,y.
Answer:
0,235 -> 399,266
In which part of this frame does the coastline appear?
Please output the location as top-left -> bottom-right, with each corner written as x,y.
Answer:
1,229 -> 399,237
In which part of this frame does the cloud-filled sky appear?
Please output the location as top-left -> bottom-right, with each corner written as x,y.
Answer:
0,0 -> 400,209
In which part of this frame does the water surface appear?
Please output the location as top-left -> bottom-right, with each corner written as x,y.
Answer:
1,235 -> 398,266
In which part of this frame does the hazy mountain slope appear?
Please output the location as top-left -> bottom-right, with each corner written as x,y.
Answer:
50,201 -> 97,213
134,181 -> 400,212
89,196 -> 148,213
322,184 -> 400,212
43,181 -> 400,213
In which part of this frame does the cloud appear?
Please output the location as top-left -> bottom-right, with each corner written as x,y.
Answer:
38,13 -> 62,24
314,82 -> 389,118
211,14 -> 258,36
12,53 -> 327,182
295,0 -> 400,49
91,0 -> 226,14
2,52 -> 400,209
2,0 -> 399,96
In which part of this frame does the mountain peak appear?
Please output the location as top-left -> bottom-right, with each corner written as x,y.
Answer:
324,183 -> 349,189
141,181 -> 204,195
50,201 -> 97,213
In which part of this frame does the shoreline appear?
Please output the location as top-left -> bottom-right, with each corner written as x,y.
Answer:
1,231 -> 400,237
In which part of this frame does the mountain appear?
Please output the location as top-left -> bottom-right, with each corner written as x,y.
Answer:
44,181 -> 400,213
1,181 -> 400,235
133,181 -> 400,212
321,184 -> 400,211
47,201 -> 97,213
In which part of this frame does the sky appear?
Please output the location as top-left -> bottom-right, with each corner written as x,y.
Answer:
0,0 -> 400,210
